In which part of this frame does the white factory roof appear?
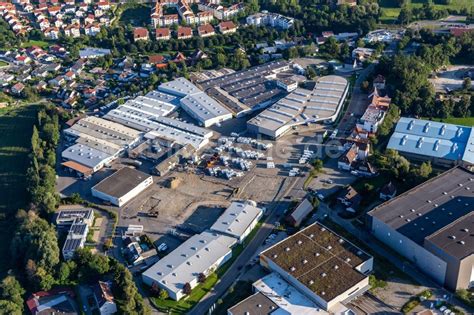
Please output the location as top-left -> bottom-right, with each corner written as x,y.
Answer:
105,109 -> 212,149
142,231 -> 236,296
61,143 -> 112,168
248,75 -> 348,135
158,77 -> 201,97
210,202 -> 262,239
155,116 -> 213,139
64,116 -> 140,147
253,273 -> 328,315
180,92 -> 232,125
75,136 -> 122,156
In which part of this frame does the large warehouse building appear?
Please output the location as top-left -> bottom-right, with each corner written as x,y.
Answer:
368,167 -> 474,291
142,231 -> 236,301
61,117 -> 141,176
247,75 -> 349,139
387,117 -> 474,168
210,201 -> 263,243
158,77 -> 233,127
259,222 -> 373,312
91,167 -> 153,207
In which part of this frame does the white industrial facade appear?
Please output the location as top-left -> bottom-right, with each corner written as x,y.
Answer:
259,223 -> 373,312
247,75 -> 349,139
210,201 -> 263,243
91,168 -> 153,207
142,231 -> 236,300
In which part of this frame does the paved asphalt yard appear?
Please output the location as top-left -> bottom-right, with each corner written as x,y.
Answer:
189,176 -> 303,315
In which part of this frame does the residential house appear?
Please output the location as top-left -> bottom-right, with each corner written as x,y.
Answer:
133,27 -> 149,41
338,186 -> 361,213
92,281 -> 117,315
379,181 -> 396,200
197,23 -> 214,37
218,21 -> 236,34
176,26 -> 193,40
155,27 -> 170,40
11,82 -> 25,95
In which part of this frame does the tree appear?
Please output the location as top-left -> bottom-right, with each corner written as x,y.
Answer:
0,300 -> 22,315
463,77 -> 472,91
11,211 -> 60,273
183,282 -> 192,295
453,95 -> 471,118
0,276 -> 24,312
398,5 -> 413,25
306,66 -> 317,79
159,288 -> 169,300
312,159 -> 323,172
198,273 -> 206,283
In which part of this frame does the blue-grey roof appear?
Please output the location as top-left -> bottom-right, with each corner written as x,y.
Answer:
387,117 -> 474,163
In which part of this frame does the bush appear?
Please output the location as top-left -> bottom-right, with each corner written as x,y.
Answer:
456,289 -> 474,308
401,298 -> 420,314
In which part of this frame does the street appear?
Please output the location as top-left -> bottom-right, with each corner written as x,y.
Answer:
189,176 -> 303,315
313,202 -> 474,315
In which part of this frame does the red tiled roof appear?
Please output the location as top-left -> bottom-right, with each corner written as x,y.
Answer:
219,21 -> 236,31
155,27 -> 170,38
198,24 -> 214,35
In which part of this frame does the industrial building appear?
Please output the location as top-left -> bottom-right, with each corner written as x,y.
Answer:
260,222 -> 373,312
56,207 -> 95,226
387,118 -> 474,168
197,60 -> 293,116
111,90 -> 179,119
156,77 -> 233,127
63,116 -> 141,148
56,207 -> 95,261
61,116 -> 141,176
62,220 -> 89,260
244,273 -> 330,314
142,231 -> 236,301
210,201 -> 263,243
368,167 -> 474,291
247,75 -> 349,139
91,167 -> 153,207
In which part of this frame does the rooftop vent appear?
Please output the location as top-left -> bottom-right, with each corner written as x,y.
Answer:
290,266 -> 296,272
321,273 -> 327,277
285,247 -> 290,252
459,241 -> 466,245
450,235 -> 456,240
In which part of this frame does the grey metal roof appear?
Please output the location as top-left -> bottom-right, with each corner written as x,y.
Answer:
368,167 -> 474,246
425,212 -> 473,260
387,118 -> 474,163
158,77 -> 201,97
142,231 -> 236,295
210,202 -> 262,239
92,167 -> 152,198
57,208 -> 94,224
247,75 -> 348,135
180,92 -> 232,124
228,292 -> 279,315
61,143 -> 112,168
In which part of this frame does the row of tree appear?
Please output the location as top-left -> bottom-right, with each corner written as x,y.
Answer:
2,105 -> 150,314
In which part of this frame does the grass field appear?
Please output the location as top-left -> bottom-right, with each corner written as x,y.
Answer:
421,116 -> 474,126
0,60 -> 8,67
379,0 -> 474,23
119,4 -> 151,27
0,105 -> 37,275
21,40 -> 50,49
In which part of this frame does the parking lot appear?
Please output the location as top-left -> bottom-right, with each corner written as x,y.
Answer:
429,65 -> 474,93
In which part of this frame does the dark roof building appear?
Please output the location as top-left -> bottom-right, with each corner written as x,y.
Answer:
228,292 -> 279,315
368,167 -> 474,291
259,222 -> 373,311
91,167 -> 153,207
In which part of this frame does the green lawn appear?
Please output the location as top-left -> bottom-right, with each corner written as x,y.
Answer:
150,273 -> 218,314
21,40 -> 49,49
421,116 -> 474,126
0,60 -> 8,67
149,221 -> 264,314
379,0 -> 474,23
119,4 -> 151,27
0,105 -> 38,275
